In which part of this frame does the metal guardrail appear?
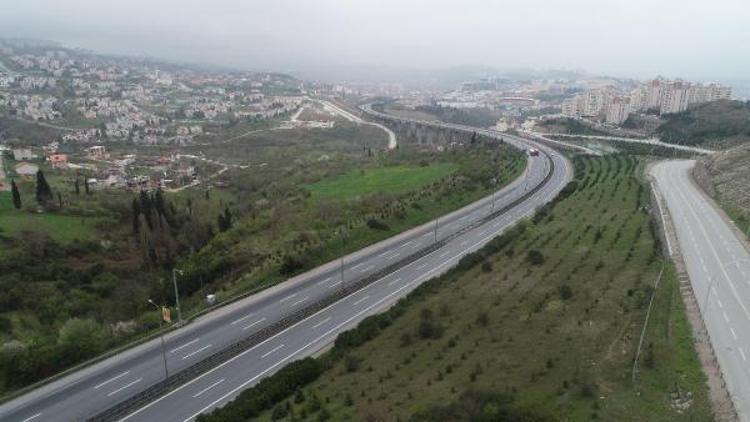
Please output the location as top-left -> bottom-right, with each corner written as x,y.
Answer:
88,112 -> 557,422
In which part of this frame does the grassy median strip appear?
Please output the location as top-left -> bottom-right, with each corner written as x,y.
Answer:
198,154 -> 711,421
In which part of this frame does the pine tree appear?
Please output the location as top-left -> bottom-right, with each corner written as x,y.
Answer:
11,179 -> 21,209
35,170 -> 53,203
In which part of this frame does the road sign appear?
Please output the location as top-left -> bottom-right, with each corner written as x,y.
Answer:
162,307 -> 171,323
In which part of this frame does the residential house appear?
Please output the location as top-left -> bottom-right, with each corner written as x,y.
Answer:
49,154 -> 68,170
12,148 -> 33,161
87,145 -> 107,159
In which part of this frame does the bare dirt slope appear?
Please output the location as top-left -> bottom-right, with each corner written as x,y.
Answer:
695,142 -> 750,225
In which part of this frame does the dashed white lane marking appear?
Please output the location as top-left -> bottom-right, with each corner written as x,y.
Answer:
328,280 -> 343,288
317,277 -> 332,286
107,378 -> 142,397
385,252 -> 401,260
723,312 -> 730,324
242,317 -> 267,330
353,295 -> 370,306
477,230 -> 487,237
230,313 -> 255,325
169,338 -> 200,354
22,413 -> 42,422
279,293 -> 297,303
359,265 -> 374,273
94,371 -> 130,390
388,277 -> 402,286
313,317 -> 331,329
730,327 -> 738,340
439,250 -> 451,258
182,344 -> 212,360
291,297 -> 309,307
741,347 -> 748,362
717,299 -> 724,309
416,263 -> 429,271
261,344 -> 285,359
193,379 -> 225,398
402,240 -> 414,247
460,241 -> 468,247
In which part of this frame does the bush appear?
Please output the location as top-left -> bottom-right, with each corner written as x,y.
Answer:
481,261 -> 493,273
366,218 -> 390,231
527,250 -> 545,265
280,254 -> 312,276
559,284 -> 573,300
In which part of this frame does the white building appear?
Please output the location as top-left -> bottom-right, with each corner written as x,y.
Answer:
12,148 -> 33,161
606,97 -> 631,125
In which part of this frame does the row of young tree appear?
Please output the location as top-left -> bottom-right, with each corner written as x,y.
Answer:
8,170 -> 91,210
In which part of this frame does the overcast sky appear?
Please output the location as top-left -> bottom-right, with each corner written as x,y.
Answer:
1,0 -> 748,82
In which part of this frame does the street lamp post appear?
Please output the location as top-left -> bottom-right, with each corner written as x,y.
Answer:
172,268 -> 183,325
340,228 -> 346,286
148,299 -> 169,381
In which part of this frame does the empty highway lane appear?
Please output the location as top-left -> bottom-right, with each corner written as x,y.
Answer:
652,160 -> 750,420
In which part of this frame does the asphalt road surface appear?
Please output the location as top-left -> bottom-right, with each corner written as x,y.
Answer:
0,114 -> 572,422
652,160 -> 750,420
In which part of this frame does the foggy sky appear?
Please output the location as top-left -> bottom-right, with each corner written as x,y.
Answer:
1,0 -> 748,82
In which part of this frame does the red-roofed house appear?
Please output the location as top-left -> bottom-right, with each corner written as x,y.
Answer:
49,154 -> 68,170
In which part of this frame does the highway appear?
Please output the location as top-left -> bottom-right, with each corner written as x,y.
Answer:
0,110 -> 572,422
652,160 -> 750,420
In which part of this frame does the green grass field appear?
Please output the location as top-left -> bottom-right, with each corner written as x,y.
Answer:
246,155 -> 711,421
304,163 -> 459,202
0,192 -> 96,243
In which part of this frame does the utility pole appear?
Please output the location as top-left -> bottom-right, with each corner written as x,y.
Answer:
172,268 -> 183,325
148,299 -> 169,381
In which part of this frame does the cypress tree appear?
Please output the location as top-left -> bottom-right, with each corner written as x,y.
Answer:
11,179 -> 21,209
132,198 -> 141,234
35,170 -> 53,203
74,178 -> 80,196
84,177 -> 90,194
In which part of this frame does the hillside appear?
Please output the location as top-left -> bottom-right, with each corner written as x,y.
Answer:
657,100 -> 750,149
200,155 -> 710,422
696,142 -> 750,235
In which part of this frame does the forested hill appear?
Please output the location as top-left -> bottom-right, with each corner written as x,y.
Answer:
657,99 -> 750,148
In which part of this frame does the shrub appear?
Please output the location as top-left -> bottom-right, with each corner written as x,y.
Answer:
527,250 -> 545,265
366,218 -> 390,231
559,284 -> 573,300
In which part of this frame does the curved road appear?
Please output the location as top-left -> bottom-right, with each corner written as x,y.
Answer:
652,160 -> 750,420
0,110 -> 573,422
